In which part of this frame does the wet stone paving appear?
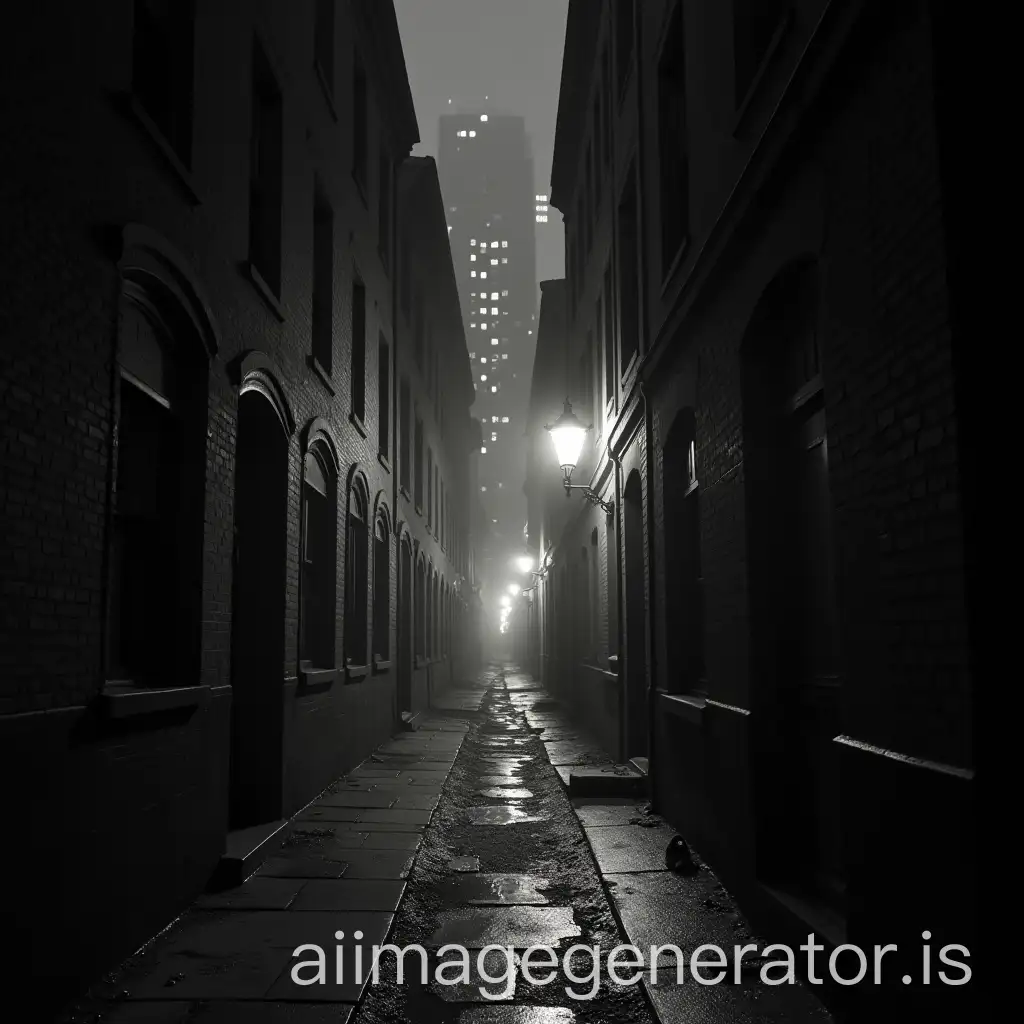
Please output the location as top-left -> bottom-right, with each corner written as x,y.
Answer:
61,664 -> 832,1024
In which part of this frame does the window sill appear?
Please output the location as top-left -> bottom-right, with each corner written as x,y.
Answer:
126,93 -> 201,206
299,665 -> 337,689
310,355 -> 335,395
415,503 -> 424,519
313,60 -> 338,121
657,690 -> 706,726
659,236 -> 690,297
378,452 -> 392,474
400,484 -> 411,501
350,412 -> 368,439
100,682 -> 210,719
620,350 -> 639,390
731,8 -> 794,137
244,262 -> 285,322
372,656 -> 392,675
345,662 -> 370,682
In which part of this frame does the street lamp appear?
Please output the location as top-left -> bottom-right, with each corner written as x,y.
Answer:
514,555 -> 534,574
507,583 -> 521,597
545,398 -> 614,514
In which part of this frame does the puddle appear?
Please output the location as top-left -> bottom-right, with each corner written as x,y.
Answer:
438,873 -> 550,905
449,856 -> 481,872
478,788 -> 534,799
428,906 -> 580,948
466,806 -> 549,826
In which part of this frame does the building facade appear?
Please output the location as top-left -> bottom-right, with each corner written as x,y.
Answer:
0,1 -> 476,1014
438,110 -> 539,618
519,1 -> 977,1019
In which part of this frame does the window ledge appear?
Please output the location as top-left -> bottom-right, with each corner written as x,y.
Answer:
400,484 -> 411,501
299,665 -> 337,688
100,682 -> 210,719
126,93 -> 201,206
310,355 -> 335,395
415,503 -> 424,518
313,61 -> 337,121
659,236 -> 691,297
345,662 -> 371,682
657,690 -> 707,726
244,262 -> 285,322
372,657 -> 392,674
350,412 -> 368,439
378,452 -> 392,474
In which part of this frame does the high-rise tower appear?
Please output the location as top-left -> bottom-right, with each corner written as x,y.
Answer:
439,111 -> 538,588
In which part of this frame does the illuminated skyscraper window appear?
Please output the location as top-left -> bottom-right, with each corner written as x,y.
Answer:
469,130 -> 476,137
480,114 -> 488,122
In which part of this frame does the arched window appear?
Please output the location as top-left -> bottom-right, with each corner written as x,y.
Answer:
344,479 -> 369,668
107,281 -> 207,686
300,443 -> 338,669
415,555 -> 426,660
372,509 -> 390,661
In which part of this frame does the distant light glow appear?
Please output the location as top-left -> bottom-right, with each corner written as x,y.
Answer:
480,114 -> 488,122
515,556 -> 534,573
500,595 -> 511,608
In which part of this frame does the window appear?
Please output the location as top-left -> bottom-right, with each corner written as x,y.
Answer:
132,0 -> 195,165
414,557 -> 426,659
314,0 -> 335,94
372,512 -> 390,660
414,414 -> 424,508
378,334 -> 390,458
107,285 -> 206,687
617,167 -> 640,376
301,445 -> 338,669
399,376 -> 411,491
352,56 -> 367,188
351,277 -> 366,423
733,0 -> 787,107
603,265 -> 615,403
311,181 -> 334,373
658,3 -> 689,270
344,482 -> 369,668
427,447 -> 434,527
249,39 -> 283,295
378,147 -> 391,270
615,0 -> 635,97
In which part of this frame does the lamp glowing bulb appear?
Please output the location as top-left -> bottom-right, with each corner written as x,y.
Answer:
514,555 -> 534,573
507,583 -> 521,597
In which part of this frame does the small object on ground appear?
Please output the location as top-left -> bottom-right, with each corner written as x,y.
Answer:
665,834 -> 699,874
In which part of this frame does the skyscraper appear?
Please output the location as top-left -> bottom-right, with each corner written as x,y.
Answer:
439,111 -> 538,589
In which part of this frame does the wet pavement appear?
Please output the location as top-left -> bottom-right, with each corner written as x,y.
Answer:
59,663 -> 832,1024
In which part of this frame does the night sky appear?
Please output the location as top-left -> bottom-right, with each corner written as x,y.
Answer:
393,0 -> 568,286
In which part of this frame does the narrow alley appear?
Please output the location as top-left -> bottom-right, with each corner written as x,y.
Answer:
65,665 -> 833,1024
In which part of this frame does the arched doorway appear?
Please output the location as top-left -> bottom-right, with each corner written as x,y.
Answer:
741,257 -> 843,911
623,469 -> 648,759
397,535 -> 414,717
230,387 -> 289,829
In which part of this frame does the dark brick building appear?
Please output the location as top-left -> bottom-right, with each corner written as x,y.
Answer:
0,1 -> 477,1013
520,1 -> 977,1018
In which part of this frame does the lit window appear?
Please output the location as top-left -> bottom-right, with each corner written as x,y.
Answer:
470,238 -> 476,246
470,254 -> 476,261
501,416 -> 509,423
491,338 -> 499,346
501,353 -> 508,360
479,306 -> 486,314
501,289 -> 508,297
501,258 -> 508,264
469,130 -> 476,137
458,130 -> 466,137
491,356 -> 497,363
491,292 -> 499,299
480,272 -> 487,279
479,243 -> 486,251
480,357 -> 486,363
535,205 -> 548,212
481,485 -> 487,491
491,242 -> 499,248
528,330 -> 533,335
480,114 -> 488,122
490,259 -> 498,266
481,323 -> 488,329
490,385 -> 497,392
491,432 -> 497,441
480,446 -> 487,453
490,307 -> 498,315
536,215 -> 548,223
471,271 -> 476,277
480,374 -> 487,381
501,241 -> 508,248
498,482 -> 503,488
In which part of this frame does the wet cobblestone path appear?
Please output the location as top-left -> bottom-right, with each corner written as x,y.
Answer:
354,666 -> 656,1024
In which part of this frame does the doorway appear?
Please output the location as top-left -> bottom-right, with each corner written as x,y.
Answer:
623,470 -> 648,759
229,390 -> 289,829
